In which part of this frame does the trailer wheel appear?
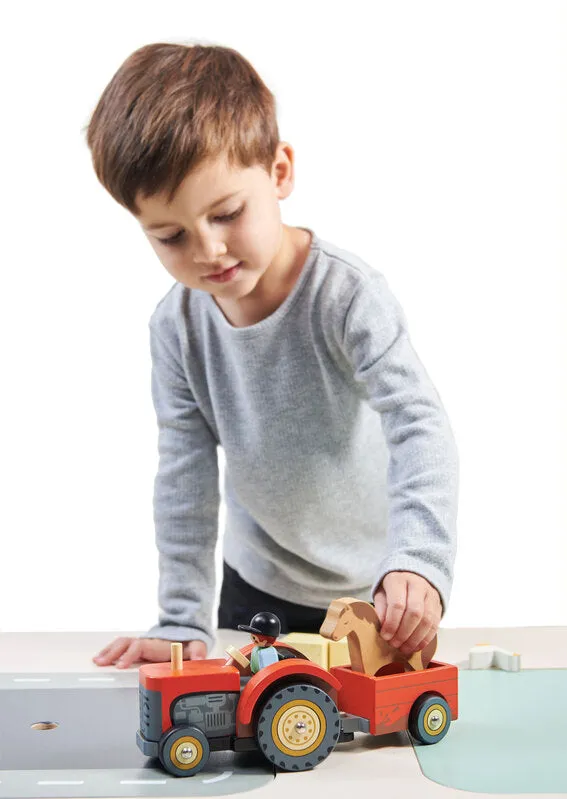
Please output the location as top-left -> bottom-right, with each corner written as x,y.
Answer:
256,683 -> 340,771
408,693 -> 451,744
158,725 -> 210,776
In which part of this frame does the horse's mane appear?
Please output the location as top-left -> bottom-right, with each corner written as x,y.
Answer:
334,597 -> 380,627
347,599 -> 381,627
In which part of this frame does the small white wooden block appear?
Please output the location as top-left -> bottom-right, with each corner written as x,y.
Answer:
468,643 -> 521,672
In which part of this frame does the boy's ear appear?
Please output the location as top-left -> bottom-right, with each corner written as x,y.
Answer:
272,141 -> 295,200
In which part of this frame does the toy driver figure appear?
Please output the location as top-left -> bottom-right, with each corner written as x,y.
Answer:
238,612 -> 281,673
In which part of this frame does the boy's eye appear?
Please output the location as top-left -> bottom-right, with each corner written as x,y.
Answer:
157,230 -> 184,246
157,206 -> 244,246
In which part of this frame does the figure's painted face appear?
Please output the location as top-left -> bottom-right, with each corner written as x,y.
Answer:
251,634 -> 274,648
135,145 -> 294,301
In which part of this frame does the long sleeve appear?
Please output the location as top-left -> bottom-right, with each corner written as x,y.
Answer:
140,321 -> 220,652
338,273 -> 459,615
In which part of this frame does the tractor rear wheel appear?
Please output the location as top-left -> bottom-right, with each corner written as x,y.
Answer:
255,683 -> 340,771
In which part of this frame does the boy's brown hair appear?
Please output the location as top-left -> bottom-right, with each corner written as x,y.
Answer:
83,42 -> 280,216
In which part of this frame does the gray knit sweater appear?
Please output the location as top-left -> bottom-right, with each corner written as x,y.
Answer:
141,228 -> 459,652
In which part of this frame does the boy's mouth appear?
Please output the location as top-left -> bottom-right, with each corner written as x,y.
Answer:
205,262 -> 242,283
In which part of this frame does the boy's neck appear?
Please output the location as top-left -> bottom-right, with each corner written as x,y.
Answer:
214,225 -> 312,328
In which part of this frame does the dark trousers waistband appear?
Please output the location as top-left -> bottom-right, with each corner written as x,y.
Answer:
217,562 -> 327,635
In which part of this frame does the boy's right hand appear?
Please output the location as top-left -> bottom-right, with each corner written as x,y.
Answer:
92,637 -> 207,669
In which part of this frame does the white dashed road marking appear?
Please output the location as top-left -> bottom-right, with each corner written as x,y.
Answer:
202,771 -> 233,784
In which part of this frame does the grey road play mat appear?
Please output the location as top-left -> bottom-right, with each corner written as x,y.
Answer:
0,672 -> 273,798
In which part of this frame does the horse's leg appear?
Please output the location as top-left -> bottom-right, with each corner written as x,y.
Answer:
406,650 -> 424,671
421,634 -> 438,668
351,631 -> 392,675
347,631 -> 366,673
356,619 -> 396,675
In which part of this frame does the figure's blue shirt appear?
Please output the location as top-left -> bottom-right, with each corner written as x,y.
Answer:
250,645 -> 279,673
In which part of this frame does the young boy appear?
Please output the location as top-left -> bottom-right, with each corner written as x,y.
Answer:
86,42 -> 459,670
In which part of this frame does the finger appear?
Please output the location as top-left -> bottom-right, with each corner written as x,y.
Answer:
412,628 -> 437,654
390,580 -> 425,649
93,637 -> 127,660
116,639 -> 143,669
186,640 -> 207,660
93,638 -> 130,665
417,625 -> 439,650
373,588 -> 387,626
404,594 -> 441,653
93,645 -> 112,662
400,617 -> 433,655
133,638 -> 185,664
409,615 -> 439,654
379,574 -> 408,642
141,639 -> 179,662
412,595 -> 442,651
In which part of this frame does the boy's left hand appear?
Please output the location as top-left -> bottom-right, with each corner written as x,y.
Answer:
373,571 -> 442,656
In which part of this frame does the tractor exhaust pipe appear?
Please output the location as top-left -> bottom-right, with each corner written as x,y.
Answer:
171,642 -> 183,672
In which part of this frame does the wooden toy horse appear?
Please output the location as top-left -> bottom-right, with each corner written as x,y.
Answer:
319,597 -> 437,676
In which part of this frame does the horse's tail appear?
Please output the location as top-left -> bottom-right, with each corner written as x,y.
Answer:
422,634 -> 438,667
405,634 -> 438,671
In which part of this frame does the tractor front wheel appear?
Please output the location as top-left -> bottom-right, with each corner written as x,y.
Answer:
158,725 -> 210,777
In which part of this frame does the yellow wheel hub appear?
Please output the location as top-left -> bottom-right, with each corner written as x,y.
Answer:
424,704 -> 447,736
272,700 -> 326,756
172,736 -> 203,769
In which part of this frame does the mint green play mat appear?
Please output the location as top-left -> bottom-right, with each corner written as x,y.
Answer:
413,669 -> 567,793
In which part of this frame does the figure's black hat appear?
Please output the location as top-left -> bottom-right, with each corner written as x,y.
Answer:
238,611 -> 281,638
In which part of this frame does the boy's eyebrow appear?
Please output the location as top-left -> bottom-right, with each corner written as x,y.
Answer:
143,191 -> 242,230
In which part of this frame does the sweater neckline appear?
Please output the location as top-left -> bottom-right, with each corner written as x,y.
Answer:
203,227 -> 320,336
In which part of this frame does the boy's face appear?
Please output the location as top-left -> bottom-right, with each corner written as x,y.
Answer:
136,143 -> 295,302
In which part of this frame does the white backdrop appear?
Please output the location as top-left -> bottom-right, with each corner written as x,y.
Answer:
1,1 -> 565,634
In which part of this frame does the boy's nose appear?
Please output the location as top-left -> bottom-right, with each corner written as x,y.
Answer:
192,235 -> 228,265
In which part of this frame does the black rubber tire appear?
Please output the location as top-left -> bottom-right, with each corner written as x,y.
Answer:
408,692 -> 451,744
158,725 -> 210,777
256,683 -> 340,771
